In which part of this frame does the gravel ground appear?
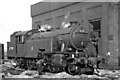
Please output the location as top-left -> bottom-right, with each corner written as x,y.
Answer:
0,62 -> 120,79
3,69 -> 119,79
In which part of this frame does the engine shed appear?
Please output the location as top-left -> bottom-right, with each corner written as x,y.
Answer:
31,2 -> 120,69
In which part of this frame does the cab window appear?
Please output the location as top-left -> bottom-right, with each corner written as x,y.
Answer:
17,35 -> 24,43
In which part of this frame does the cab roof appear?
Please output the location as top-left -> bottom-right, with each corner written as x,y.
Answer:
15,31 -> 29,36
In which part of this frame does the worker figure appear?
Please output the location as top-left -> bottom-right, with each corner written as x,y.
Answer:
36,49 -> 45,75
86,41 -> 101,69
36,58 -> 44,75
89,30 -> 101,68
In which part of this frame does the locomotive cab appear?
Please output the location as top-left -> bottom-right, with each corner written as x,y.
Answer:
7,29 -> 39,69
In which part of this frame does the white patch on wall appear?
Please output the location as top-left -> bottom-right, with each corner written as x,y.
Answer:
106,52 -> 111,56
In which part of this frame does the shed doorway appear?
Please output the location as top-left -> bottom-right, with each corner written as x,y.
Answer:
89,19 -> 102,55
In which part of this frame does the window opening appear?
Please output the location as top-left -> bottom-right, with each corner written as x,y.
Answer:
17,35 -> 24,43
89,19 -> 101,38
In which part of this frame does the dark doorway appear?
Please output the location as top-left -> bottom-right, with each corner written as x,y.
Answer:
89,19 -> 101,38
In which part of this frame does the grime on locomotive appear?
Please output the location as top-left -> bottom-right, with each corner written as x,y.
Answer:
7,21 -> 99,75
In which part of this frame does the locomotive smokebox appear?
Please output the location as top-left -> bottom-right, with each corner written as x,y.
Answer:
57,26 -> 90,50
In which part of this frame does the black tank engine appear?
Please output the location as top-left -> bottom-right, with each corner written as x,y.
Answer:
7,22 -> 99,75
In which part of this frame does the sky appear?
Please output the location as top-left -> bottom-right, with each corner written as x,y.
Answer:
0,0 -> 43,51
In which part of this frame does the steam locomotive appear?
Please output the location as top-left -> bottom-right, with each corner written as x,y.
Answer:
7,21 -> 99,75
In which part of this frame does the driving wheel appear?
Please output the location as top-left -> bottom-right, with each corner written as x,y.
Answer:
66,64 -> 80,75
49,64 -> 61,73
